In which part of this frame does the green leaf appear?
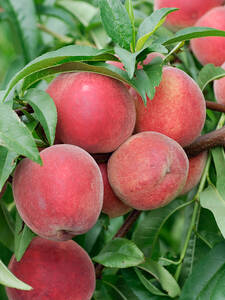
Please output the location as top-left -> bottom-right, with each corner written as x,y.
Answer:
90,26 -> 111,49
198,64 -> 225,91
162,27 -> 225,46
200,184 -> 225,239
0,203 -> 14,252
132,197 -> 188,256
93,238 -> 145,268
0,146 -> 17,191
134,268 -> 166,296
24,89 -> 57,145
94,280 -> 127,300
211,267 -> 225,299
180,242 -> 225,300
138,259 -> 180,298
0,103 -> 41,164
0,260 -> 32,290
2,45 -> 115,102
14,212 -> 36,262
0,0 -> 40,63
57,0 -> 98,26
136,8 -> 178,51
99,0 -> 133,50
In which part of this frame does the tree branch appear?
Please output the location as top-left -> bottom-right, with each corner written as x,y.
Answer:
206,101 -> 225,113
184,126 -> 225,157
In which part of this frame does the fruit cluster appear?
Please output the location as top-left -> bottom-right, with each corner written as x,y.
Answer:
5,1 -> 225,299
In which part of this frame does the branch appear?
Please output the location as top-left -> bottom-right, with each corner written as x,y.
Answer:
37,23 -> 73,44
184,126 -> 225,157
206,101 -> 225,113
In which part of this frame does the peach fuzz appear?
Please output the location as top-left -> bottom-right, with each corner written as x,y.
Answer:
181,152 -> 208,195
155,0 -> 224,31
98,163 -> 131,218
214,62 -> 225,105
6,237 -> 95,300
46,72 -> 136,153
190,6 -> 225,66
133,67 -> 206,147
108,132 -> 189,211
13,144 -> 103,241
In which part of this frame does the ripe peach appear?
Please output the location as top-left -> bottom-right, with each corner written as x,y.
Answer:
190,6 -> 225,66
108,132 -> 189,211
6,237 -> 95,300
133,67 -> 206,147
154,0 -> 224,31
98,163 -> 131,218
214,62 -> 225,104
13,144 -> 103,241
46,72 -> 136,153
181,152 -> 208,195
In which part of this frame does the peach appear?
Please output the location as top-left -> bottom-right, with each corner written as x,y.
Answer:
190,6 -> 225,66
98,163 -> 131,218
108,132 -> 189,211
6,237 -> 95,300
154,0 -> 224,31
181,151 -> 208,195
133,67 -> 206,147
13,144 -> 103,241
46,72 -> 136,153
214,62 -> 225,105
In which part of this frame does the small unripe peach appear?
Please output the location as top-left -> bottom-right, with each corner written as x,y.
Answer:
181,152 -> 208,195
6,237 -> 95,300
98,163 -> 131,218
108,132 -> 189,211
13,144 -> 103,241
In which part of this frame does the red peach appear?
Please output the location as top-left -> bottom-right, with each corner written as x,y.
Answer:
181,152 -> 208,195
214,62 -> 225,105
108,132 -> 189,211
154,0 -> 224,31
133,67 -> 206,147
46,72 -> 136,153
190,6 -> 225,66
6,237 -> 95,300
13,144 -> 103,241
98,163 -> 131,218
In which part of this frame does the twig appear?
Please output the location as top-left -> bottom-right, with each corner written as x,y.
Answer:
37,23 -> 73,44
184,126 -> 225,157
206,101 -> 225,113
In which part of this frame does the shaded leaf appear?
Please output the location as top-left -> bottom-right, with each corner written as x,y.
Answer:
0,146 -> 17,191
24,89 -> 57,145
180,242 -> 225,300
14,212 -> 36,262
198,64 -> 225,91
0,104 -> 41,164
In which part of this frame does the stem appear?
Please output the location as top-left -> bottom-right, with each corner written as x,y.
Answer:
37,23 -> 73,44
95,210 -> 141,279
